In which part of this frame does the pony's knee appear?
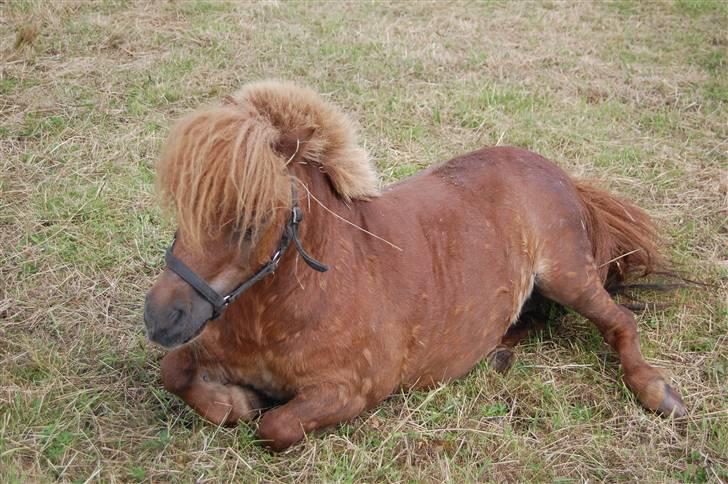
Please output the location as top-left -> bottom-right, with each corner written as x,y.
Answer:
160,349 -> 195,396
257,409 -> 305,451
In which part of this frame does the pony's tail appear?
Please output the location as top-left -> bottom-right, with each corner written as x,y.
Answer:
574,181 -> 664,292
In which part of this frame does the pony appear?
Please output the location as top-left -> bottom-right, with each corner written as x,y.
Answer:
144,81 -> 686,451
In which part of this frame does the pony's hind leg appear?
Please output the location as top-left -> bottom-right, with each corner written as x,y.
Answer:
488,292 -> 555,373
487,345 -> 515,373
535,252 -> 686,417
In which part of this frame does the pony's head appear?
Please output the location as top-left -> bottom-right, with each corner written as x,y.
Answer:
144,81 -> 378,347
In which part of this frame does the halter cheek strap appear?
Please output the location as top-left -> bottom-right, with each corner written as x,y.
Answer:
164,190 -> 328,320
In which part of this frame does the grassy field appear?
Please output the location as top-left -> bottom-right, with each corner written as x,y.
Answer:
1,0 -> 726,481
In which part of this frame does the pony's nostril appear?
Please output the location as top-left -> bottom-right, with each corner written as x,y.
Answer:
168,308 -> 184,325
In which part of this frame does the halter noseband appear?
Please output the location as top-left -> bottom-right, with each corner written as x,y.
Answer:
164,187 -> 328,320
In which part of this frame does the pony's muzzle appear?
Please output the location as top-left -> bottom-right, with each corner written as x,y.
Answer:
144,275 -> 212,348
144,295 -> 187,348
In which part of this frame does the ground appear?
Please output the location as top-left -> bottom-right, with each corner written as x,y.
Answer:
1,0 -> 726,482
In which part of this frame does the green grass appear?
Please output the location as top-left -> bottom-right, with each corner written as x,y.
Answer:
1,0 -> 726,481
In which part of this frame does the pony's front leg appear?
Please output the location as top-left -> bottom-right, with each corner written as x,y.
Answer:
257,382 -> 367,451
161,347 -> 267,426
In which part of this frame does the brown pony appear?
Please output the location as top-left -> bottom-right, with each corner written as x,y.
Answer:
144,81 -> 686,451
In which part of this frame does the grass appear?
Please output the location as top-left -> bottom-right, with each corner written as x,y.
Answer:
1,0 -> 726,481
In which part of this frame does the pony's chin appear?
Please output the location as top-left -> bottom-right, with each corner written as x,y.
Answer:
148,319 -> 209,349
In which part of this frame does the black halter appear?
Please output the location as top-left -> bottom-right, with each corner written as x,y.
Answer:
164,190 -> 328,320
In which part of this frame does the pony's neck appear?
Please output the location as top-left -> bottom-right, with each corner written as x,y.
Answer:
223,162 -> 366,337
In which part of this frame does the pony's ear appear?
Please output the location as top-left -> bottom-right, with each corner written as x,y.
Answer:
275,126 -> 316,163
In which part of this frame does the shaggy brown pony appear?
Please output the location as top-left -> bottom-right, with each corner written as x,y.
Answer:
144,81 -> 686,451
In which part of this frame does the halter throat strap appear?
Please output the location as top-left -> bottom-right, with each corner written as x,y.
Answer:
164,187 -> 328,320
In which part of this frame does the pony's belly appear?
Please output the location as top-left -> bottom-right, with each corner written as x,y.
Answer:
399,308 -> 514,388
411,262 -> 536,387
402,339 -> 499,389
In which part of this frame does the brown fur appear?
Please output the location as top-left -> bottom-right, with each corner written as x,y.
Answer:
144,81 -> 686,452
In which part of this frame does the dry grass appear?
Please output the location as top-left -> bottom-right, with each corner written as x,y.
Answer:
1,1 -> 726,482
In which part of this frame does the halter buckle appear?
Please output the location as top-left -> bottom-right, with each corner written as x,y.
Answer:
292,206 -> 303,224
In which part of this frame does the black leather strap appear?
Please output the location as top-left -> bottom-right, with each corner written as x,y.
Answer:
289,207 -> 329,273
165,241 -> 228,315
164,186 -> 328,320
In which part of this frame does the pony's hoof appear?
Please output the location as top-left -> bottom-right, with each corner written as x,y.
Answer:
487,346 -> 514,373
656,382 -> 687,418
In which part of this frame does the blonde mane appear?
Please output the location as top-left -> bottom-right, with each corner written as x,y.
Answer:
156,80 -> 379,248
